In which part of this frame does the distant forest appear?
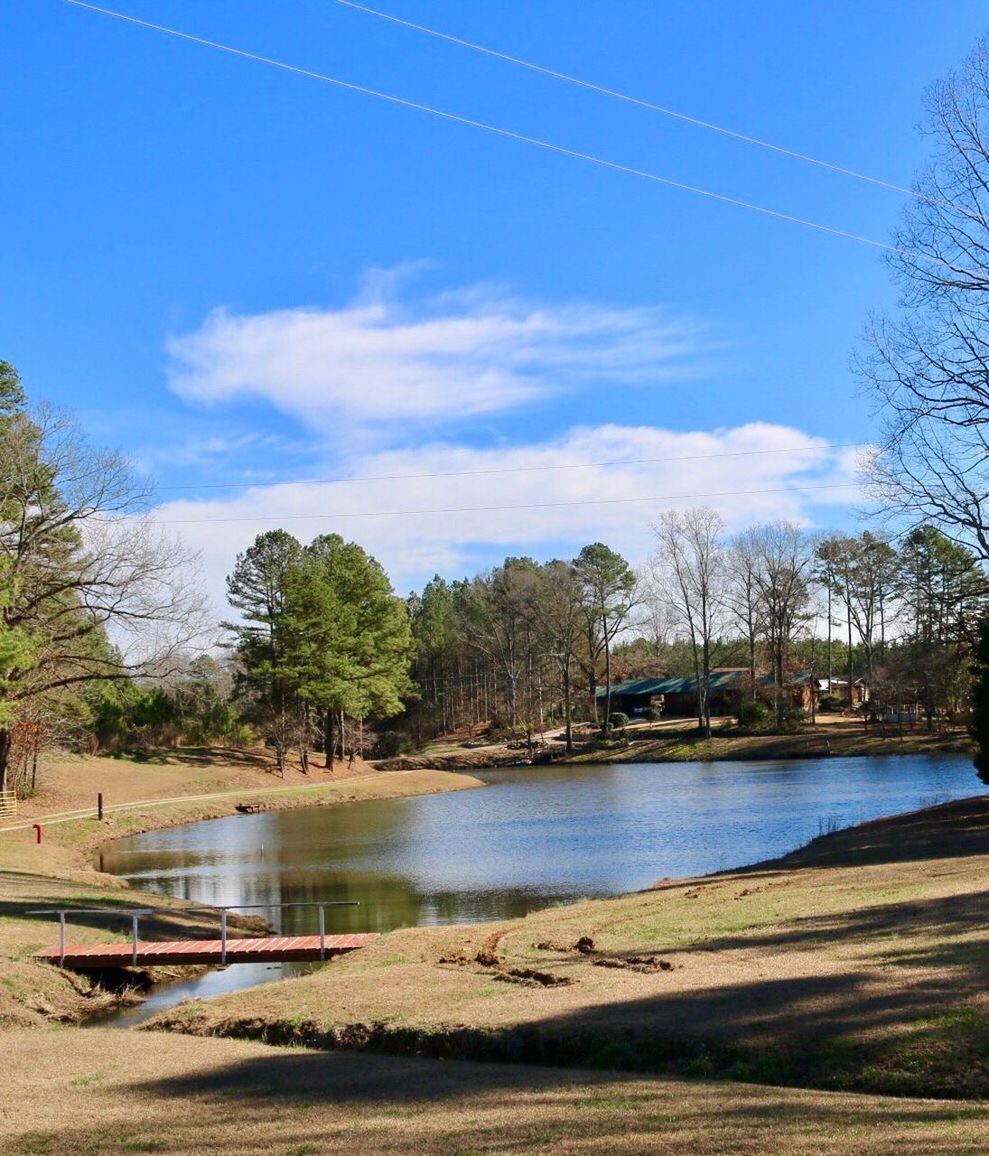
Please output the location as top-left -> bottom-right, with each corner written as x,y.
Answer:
3,350 -> 983,795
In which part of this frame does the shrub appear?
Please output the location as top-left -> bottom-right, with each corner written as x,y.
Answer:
642,707 -> 660,721
606,711 -> 629,733
819,694 -> 843,713
737,699 -> 771,726
372,730 -> 413,758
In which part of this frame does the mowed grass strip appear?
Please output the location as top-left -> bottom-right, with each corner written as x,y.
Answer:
3,1027 -> 989,1156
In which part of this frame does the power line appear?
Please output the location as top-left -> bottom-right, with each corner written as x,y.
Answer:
336,0 -> 942,210
63,1 -> 916,259
150,480 -> 860,524
153,441 -> 868,492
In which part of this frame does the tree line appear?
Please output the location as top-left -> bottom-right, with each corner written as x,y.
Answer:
1,342 -> 984,790
9,37 -> 989,785
405,515 -> 986,748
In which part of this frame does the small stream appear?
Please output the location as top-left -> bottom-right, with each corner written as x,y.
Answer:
91,754 -> 980,1025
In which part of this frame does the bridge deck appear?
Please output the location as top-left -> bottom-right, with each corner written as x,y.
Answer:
35,933 -> 380,968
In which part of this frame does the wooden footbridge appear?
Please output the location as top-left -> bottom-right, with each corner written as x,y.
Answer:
29,902 -> 379,969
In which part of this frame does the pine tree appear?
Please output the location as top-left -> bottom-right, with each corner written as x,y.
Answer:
971,618 -> 989,786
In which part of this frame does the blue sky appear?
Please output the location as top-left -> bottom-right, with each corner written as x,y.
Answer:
3,1 -> 987,609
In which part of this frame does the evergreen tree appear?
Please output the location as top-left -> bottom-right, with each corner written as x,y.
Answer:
0,362 -> 204,790
574,543 -> 637,728
286,535 -> 413,767
225,530 -> 303,773
227,532 -> 413,771
971,618 -> 989,785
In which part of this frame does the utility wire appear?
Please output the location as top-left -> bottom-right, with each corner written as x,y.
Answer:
63,1 -> 920,260
150,480 -> 859,524
335,0 -> 941,210
154,441 -> 868,492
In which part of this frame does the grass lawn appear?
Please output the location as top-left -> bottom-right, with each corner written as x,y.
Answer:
2,749 -> 988,1153
3,1026 -> 989,1155
146,796 -> 989,1101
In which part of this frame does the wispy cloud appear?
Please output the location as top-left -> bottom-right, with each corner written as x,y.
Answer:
165,276 -> 709,433
152,421 -> 862,616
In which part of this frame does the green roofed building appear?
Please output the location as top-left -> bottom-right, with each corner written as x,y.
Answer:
597,669 -> 818,719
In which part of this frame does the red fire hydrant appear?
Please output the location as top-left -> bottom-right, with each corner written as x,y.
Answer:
32,824 -> 42,844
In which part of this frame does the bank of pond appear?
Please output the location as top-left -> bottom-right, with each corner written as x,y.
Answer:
86,754 -> 979,1024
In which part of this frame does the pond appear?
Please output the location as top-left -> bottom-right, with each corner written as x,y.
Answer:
92,754 -> 979,1024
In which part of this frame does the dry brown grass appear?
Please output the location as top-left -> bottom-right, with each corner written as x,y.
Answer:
2,755 -> 988,1150
0,755 -> 482,1028
3,1026 -> 988,1155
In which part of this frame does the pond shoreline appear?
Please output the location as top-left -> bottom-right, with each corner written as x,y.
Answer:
0,763 -> 485,1029
379,720 -> 972,773
4,748 -> 989,1106
1,744 -> 979,1032
145,790 -> 989,1101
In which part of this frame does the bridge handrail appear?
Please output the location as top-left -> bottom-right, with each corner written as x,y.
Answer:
26,900 -> 361,966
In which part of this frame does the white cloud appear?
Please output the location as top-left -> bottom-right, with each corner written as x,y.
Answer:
165,279 -> 708,432
152,421 -> 863,622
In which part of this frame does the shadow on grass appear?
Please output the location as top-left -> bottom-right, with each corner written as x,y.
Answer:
689,888 -> 989,964
127,1045 -> 989,1124
117,745 -> 277,770
149,938 -> 989,1098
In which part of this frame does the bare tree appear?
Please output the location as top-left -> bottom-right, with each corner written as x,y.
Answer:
727,529 -> 764,702
651,508 -> 727,736
461,558 -> 542,732
816,535 -> 858,708
538,560 -> 584,754
861,37 -> 989,561
749,523 -> 814,726
0,371 -> 209,789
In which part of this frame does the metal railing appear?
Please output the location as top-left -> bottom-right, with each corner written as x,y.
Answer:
26,901 -> 360,967
0,790 -> 16,817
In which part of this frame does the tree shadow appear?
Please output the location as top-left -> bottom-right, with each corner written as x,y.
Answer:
130,745 -> 277,770
692,888 -> 989,965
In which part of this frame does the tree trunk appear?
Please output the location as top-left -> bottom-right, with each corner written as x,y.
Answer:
690,636 -> 703,732
701,633 -> 712,738
826,586 -> 833,685
748,632 -> 757,702
846,597 -> 854,709
323,709 -> 334,770
562,663 -> 573,754
0,728 -> 10,794
603,615 -> 613,729
777,649 -> 785,727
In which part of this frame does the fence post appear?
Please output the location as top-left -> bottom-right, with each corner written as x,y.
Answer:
220,909 -> 228,965
131,913 -> 140,965
59,912 -> 66,966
